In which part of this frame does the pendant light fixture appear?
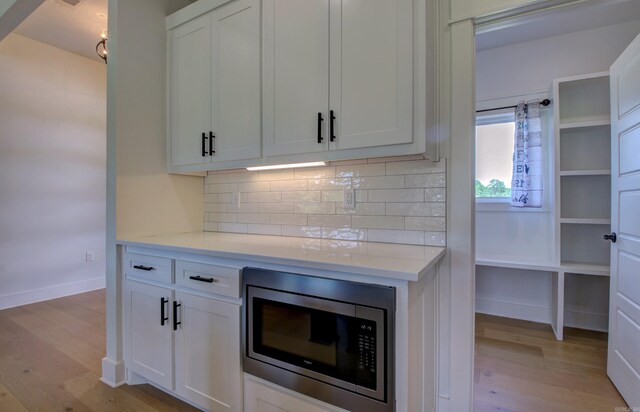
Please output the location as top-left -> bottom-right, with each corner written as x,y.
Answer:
96,30 -> 107,63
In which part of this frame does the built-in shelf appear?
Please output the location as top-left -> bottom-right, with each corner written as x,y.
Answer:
476,258 -> 559,272
560,175 -> 610,220
561,262 -> 610,277
559,118 -> 611,129
559,170 -> 611,176
560,218 -> 611,225
552,71 -> 611,341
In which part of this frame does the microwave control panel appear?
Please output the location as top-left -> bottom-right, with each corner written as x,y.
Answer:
357,319 -> 377,382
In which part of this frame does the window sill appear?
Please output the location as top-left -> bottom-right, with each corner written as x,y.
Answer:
476,198 -> 550,213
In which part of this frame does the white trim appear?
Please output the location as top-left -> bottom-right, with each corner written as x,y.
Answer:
100,357 -> 126,388
564,306 -> 608,332
476,199 -> 550,213
0,276 -> 105,310
475,298 -> 609,332
476,296 -> 552,324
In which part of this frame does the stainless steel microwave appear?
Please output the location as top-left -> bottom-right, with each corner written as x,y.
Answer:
242,267 -> 395,412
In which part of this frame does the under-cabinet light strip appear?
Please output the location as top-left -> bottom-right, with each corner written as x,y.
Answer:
246,161 -> 326,171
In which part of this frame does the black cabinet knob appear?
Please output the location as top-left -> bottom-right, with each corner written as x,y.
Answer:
604,232 -> 617,243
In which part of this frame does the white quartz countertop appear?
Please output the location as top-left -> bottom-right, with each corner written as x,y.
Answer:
117,232 -> 445,281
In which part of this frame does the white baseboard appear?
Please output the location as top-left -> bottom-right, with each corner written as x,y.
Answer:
101,357 -> 125,388
564,307 -> 608,332
476,297 -> 552,324
476,298 -> 609,332
0,276 -> 105,310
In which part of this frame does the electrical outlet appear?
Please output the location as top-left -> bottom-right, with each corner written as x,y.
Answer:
343,189 -> 355,209
86,251 -> 95,263
231,192 -> 241,207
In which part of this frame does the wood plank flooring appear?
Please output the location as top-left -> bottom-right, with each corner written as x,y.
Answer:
0,289 -> 199,412
474,313 -> 628,412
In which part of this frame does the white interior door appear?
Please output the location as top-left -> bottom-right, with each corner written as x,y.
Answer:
608,32 -> 640,409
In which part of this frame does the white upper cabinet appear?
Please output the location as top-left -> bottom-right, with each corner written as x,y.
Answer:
167,0 -> 431,172
263,0 -> 330,156
169,0 -> 261,169
329,0 -> 413,150
170,14 -> 212,168
263,0 -> 414,157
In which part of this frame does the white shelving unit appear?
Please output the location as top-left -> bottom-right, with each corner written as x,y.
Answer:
552,71 -> 611,340
475,71 -> 612,341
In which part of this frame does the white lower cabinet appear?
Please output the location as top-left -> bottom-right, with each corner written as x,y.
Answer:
124,257 -> 242,412
124,281 -> 174,390
244,375 -> 349,412
175,291 -> 242,411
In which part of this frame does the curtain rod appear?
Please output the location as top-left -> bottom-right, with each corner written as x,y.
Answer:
476,98 -> 551,113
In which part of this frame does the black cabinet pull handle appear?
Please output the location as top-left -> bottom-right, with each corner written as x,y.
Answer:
201,132 -> 207,157
133,265 -> 154,271
604,232 -> 617,243
209,131 -> 215,155
189,275 -> 216,283
330,110 -> 336,142
317,112 -> 324,143
173,301 -> 181,331
160,297 -> 168,326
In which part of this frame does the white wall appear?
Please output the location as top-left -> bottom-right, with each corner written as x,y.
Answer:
475,19 -> 640,328
0,34 -> 106,309
113,0 -> 202,239
477,19 -> 640,102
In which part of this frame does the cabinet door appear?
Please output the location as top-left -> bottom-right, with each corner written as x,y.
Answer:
328,0 -> 413,150
211,0 -> 262,163
124,281 -> 174,390
263,0 -> 329,156
175,291 -> 242,412
170,14 -> 212,167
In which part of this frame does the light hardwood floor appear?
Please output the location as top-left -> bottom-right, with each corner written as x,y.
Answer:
475,313 -> 628,412
0,289 -> 199,411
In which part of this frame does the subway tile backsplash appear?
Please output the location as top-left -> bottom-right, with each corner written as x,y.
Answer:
204,157 -> 446,246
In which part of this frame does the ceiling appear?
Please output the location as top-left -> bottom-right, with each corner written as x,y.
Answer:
13,0 -> 108,62
476,0 -> 640,51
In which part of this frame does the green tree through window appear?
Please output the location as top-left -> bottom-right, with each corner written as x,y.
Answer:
475,179 -> 510,198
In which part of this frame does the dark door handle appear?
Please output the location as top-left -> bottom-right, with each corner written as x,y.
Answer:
133,265 -> 154,271
202,132 -> 207,157
329,110 -> 336,142
209,131 -> 215,155
604,232 -> 617,243
160,297 -> 168,326
189,275 -> 216,283
173,301 -> 181,331
317,112 -> 324,143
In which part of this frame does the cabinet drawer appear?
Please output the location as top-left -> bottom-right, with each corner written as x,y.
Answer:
175,260 -> 240,298
124,253 -> 173,284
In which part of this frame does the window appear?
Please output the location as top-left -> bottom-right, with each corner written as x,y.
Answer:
475,113 -> 515,199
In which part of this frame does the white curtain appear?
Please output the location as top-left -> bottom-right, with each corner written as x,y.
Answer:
511,100 -> 543,207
